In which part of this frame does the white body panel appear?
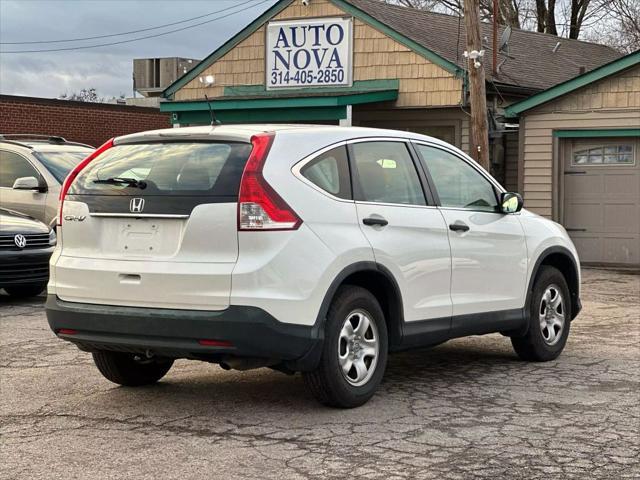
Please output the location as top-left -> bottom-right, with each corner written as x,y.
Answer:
355,202 -> 452,321
439,208 -> 528,315
54,201 -> 239,310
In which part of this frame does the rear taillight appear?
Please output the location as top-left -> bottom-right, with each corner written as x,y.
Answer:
58,138 -> 114,225
238,133 -> 302,231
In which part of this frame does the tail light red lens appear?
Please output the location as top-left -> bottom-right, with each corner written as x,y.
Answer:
198,339 -> 233,347
57,328 -> 78,335
58,138 -> 114,225
238,133 -> 302,231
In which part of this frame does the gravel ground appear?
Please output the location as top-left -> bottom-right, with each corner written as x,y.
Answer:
1,268 -> 639,479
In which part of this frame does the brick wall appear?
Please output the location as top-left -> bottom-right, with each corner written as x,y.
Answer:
0,95 -> 170,147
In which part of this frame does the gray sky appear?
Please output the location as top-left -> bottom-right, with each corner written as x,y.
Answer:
0,0 -> 278,99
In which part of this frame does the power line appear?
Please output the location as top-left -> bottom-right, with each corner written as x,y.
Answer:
0,0 -> 260,45
1,0 -> 270,54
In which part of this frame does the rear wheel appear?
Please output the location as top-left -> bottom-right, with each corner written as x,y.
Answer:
511,266 -> 571,361
3,282 -> 47,298
92,351 -> 174,386
304,286 -> 388,408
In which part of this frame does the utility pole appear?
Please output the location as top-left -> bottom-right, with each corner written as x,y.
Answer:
463,0 -> 490,171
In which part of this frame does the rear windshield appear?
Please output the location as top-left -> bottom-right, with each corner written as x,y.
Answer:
34,150 -> 93,183
70,142 -> 252,197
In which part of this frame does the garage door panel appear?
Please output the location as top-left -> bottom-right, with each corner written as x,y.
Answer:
564,175 -> 603,196
604,236 -> 639,264
564,201 -> 603,230
563,137 -> 639,266
604,204 -> 640,233
569,235 -> 602,264
603,173 -> 640,196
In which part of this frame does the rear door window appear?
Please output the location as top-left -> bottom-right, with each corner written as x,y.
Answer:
71,142 -> 252,197
350,141 -> 426,206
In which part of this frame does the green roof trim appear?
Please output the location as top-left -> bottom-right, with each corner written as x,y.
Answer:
163,0 -> 464,99
171,106 -> 347,125
160,88 -> 397,113
162,0 -> 294,98
223,79 -> 399,97
553,129 -> 640,138
505,50 -> 640,118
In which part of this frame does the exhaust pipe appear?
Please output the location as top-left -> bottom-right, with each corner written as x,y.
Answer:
219,357 -> 275,371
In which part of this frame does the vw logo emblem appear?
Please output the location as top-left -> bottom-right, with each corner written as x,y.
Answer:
130,198 -> 145,213
14,234 -> 27,249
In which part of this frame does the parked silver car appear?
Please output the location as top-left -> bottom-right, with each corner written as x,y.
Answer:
0,135 -> 94,227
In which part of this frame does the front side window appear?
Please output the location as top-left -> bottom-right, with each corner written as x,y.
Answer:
350,141 -> 425,206
572,144 -> 634,165
300,146 -> 351,199
416,144 -> 498,212
0,151 -> 40,188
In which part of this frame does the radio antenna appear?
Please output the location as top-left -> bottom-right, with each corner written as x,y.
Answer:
204,94 -> 221,126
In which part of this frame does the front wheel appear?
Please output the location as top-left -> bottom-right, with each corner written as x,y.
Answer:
511,266 -> 571,361
303,286 -> 388,408
92,351 -> 174,386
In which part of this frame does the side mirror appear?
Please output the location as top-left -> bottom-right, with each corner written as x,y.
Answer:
500,192 -> 523,214
12,176 -> 41,191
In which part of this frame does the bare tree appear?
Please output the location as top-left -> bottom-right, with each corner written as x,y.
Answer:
59,88 -> 101,102
58,89 -> 126,103
384,0 -> 630,45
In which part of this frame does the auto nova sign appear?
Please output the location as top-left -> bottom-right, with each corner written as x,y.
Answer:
266,17 -> 353,89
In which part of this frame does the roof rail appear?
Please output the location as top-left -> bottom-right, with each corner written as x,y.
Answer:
0,134 -> 93,149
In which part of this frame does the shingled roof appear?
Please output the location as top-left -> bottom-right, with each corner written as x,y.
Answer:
347,0 -> 622,92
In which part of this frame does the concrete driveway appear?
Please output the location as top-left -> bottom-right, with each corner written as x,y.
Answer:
1,268 -> 638,479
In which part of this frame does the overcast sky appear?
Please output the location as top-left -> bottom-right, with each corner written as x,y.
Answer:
0,0 -> 278,99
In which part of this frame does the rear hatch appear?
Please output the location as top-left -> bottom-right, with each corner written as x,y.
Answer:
56,139 -> 252,310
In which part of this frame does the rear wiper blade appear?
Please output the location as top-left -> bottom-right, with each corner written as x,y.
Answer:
93,177 -> 147,189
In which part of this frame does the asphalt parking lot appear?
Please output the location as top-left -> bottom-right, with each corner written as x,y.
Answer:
1,268 -> 638,479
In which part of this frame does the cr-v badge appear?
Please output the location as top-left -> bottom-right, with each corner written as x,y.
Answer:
64,215 -> 86,222
130,198 -> 145,213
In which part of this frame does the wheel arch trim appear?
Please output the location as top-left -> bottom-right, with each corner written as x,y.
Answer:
527,246 -> 581,321
314,261 -> 404,347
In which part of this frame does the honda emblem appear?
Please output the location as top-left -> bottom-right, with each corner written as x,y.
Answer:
130,198 -> 145,213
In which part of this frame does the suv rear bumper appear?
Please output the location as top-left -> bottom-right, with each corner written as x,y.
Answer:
46,295 -> 322,371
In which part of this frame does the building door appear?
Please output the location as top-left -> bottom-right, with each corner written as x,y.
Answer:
562,137 -> 640,265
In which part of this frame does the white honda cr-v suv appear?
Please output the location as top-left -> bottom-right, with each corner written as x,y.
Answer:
47,125 -> 581,408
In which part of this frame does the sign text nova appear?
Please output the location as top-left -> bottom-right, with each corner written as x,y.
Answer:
266,17 -> 353,89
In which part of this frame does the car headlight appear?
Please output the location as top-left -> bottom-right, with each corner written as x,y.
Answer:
49,229 -> 57,246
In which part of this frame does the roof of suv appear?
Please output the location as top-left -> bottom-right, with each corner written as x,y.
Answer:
115,124 -> 448,147
0,135 -> 94,152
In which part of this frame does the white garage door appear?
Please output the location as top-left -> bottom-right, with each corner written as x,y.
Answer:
563,137 -> 640,266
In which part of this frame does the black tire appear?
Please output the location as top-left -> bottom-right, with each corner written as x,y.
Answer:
3,282 -> 47,298
92,351 -> 174,386
511,265 -> 571,362
303,285 -> 388,408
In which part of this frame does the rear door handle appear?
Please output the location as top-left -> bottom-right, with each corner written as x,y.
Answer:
449,222 -> 470,232
363,217 -> 388,227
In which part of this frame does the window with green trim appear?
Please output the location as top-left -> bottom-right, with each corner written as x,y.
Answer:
572,144 -> 634,165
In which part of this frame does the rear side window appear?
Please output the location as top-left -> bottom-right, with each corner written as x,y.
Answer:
300,146 -> 351,199
350,141 -> 426,206
71,142 -> 252,197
